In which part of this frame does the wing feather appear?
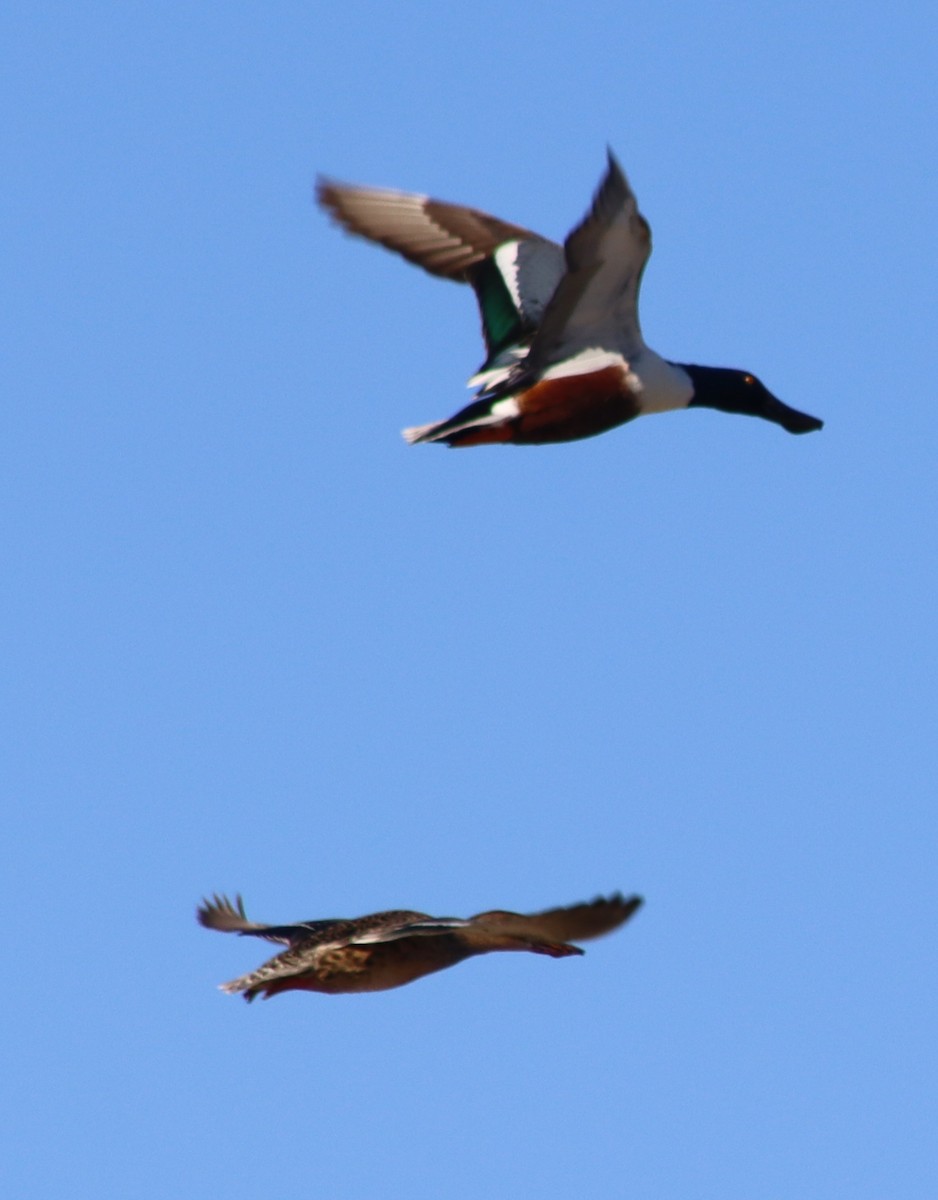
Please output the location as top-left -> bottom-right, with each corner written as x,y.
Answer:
507,151 -> 652,379
316,179 -> 541,281
196,894 -> 295,945
470,893 -> 643,944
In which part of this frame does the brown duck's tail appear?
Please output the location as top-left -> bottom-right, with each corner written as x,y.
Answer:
219,964 -> 299,1003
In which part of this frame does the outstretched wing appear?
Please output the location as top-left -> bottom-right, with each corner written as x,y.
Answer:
486,152 -> 652,394
316,177 -> 565,376
197,894 -> 292,945
196,894 -> 346,946
471,893 -> 643,945
316,179 -> 541,281
520,892 -> 643,942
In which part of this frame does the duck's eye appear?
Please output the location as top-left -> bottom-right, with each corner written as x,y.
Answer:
744,374 -> 755,386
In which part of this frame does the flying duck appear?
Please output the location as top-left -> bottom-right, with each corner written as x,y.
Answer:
197,891 -> 641,999
317,152 -> 822,446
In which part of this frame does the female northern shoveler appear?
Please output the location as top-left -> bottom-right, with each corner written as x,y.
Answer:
317,152 -> 822,446
197,891 -> 641,999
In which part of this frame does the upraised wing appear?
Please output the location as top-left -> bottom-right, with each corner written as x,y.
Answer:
197,894 -> 352,947
316,177 -> 566,379
487,152 -> 652,392
316,179 -> 539,281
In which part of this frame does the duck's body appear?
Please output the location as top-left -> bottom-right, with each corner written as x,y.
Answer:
317,152 -> 822,446
197,891 -> 641,999
404,346 -> 693,447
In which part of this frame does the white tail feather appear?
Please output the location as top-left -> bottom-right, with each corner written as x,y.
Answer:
401,422 -> 442,444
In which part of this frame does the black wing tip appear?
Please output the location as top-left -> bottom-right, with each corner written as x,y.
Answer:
575,148 -> 632,233
601,891 -> 644,916
620,892 -> 644,917
602,146 -> 629,191
314,175 -> 342,213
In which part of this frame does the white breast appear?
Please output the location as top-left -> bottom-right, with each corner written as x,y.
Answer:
630,349 -> 693,414
539,346 -> 692,415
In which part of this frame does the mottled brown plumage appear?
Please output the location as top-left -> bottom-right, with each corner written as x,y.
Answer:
197,892 -> 642,1000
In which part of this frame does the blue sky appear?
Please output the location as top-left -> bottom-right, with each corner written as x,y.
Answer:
3,3 -> 936,1197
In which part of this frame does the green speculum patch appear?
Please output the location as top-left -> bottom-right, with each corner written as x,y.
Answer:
467,258 -> 526,361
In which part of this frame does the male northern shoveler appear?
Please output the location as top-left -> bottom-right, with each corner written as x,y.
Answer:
317,152 -> 822,446
197,891 -> 641,999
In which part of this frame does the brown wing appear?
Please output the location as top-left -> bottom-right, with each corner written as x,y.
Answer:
197,894 -> 352,946
196,896 -> 442,949
196,894 -> 293,942
471,893 -> 643,945
316,178 -> 544,282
